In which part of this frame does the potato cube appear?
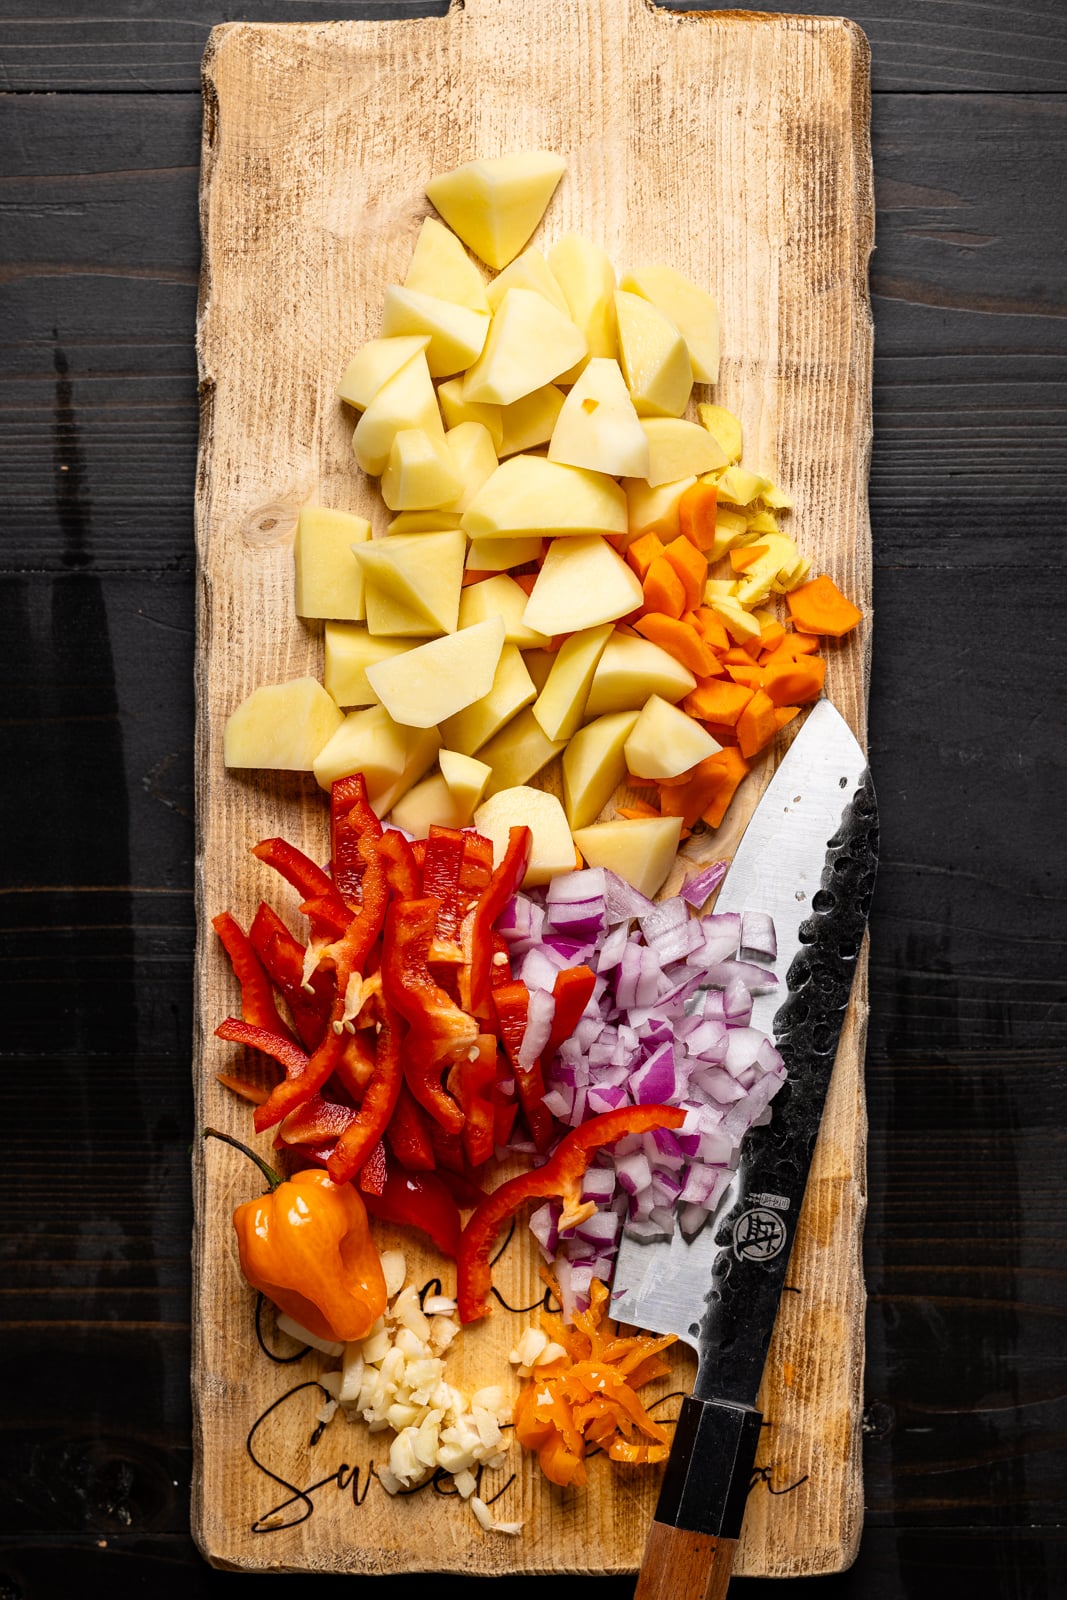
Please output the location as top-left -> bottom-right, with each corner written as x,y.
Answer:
641,419 -> 729,487
380,427 -> 462,511
324,622 -> 411,707
439,644 -> 536,754
425,152 -> 566,271
365,618 -> 506,729
623,695 -> 721,780
223,677 -> 343,771
461,454 -> 627,540
561,710 -> 639,829
458,574 -> 549,648
571,816 -> 683,898
461,288 -> 586,407
615,290 -> 692,418
521,535 -> 643,636
337,335 -> 430,411
293,506 -> 371,620
403,216 -> 489,313
531,623 -> 614,741
584,633 -> 696,716
474,786 -> 575,888
478,707 -> 567,796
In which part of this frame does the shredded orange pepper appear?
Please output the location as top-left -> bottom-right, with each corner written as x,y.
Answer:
513,1278 -> 677,1487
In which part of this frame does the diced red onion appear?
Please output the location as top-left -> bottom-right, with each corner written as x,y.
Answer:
518,986 -> 556,1069
680,859 -> 729,907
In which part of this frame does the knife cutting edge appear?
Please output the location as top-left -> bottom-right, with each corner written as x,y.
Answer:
613,699 -> 878,1600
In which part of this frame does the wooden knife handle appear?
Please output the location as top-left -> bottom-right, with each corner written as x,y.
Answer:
633,1523 -> 737,1600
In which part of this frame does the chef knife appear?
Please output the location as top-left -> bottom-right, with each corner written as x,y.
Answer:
611,699 -> 878,1600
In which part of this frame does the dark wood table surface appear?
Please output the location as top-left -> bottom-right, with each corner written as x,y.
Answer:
2,3 -> 1065,1595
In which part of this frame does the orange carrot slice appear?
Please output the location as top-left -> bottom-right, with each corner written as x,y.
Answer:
677,481 -> 719,552
786,575 -> 862,637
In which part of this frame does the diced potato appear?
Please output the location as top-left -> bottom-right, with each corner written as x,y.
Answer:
337,335 -> 430,411
521,535 -> 643,636
439,748 -> 492,820
425,152 -> 566,271
442,422 -> 498,512
403,216 -> 489,313
619,265 -> 720,383
622,475 -> 696,542
478,707 -> 567,796
461,454 -> 627,540
311,704 -> 439,806
389,773 -> 470,837
323,621 -> 411,707
571,816 -> 683,898
293,506 -> 371,621
584,633 -> 696,716
352,529 -> 465,634
474,786 -> 575,888
436,379 -> 504,451
352,350 -> 443,476
458,574 -> 550,647
547,358 -> 649,478
548,233 -> 617,363
224,677 -> 343,771
561,710 -> 639,830
486,246 -> 571,316
614,289 -> 693,418
364,582 -> 444,638
380,285 -> 490,378
696,403 -> 742,463
386,511 -> 463,535
462,288 -> 586,407
439,644 -> 536,755
641,419 -> 729,487
365,618 -> 506,729
531,623 -> 614,741
623,694 -> 721,780
465,535 -> 544,572
497,384 -> 566,457
380,427 -> 462,511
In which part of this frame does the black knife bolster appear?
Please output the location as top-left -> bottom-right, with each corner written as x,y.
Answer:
653,1395 -> 764,1539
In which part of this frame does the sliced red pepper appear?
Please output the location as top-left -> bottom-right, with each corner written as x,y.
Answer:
324,835 -> 389,995
489,932 -> 514,990
446,1033 -> 498,1169
542,964 -> 597,1065
434,1162 -> 489,1211
421,826 -> 467,943
385,1082 -> 437,1172
467,827 -> 531,1021
330,773 -> 382,902
215,1071 -> 271,1106
248,902 -> 332,1050
458,830 -> 495,895
326,1004 -> 405,1185
277,1091 -> 358,1148
252,837 -> 351,938
215,1017 -> 309,1081
362,1168 -> 463,1259
375,827 -> 421,900
212,911 -> 294,1038
358,1138 -> 388,1197
456,1104 -> 686,1324
492,980 -> 556,1152
381,897 -> 477,1133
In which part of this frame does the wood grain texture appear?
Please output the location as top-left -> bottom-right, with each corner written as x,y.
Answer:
633,1525 -> 736,1599
191,2 -> 872,1578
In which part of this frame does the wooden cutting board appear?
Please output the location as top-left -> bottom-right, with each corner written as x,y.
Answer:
192,0 -> 873,1577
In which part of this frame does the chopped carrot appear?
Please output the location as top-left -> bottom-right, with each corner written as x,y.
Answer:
642,556 -> 686,619
736,688 -> 778,758
657,752 -> 738,829
722,645 -> 755,665
513,572 -> 538,595
724,662 -> 764,689
461,568 -> 495,587
762,653 -> 825,706
729,543 -> 769,573
626,531 -> 666,582
786,574 -> 862,637
774,705 -> 802,730
789,631 -> 823,653
616,800 -> 660,819
759,618 -> 786,652
691,607 -> 732,652
634,613 -> 717,676
662,537 -> 708,614
677,480 -> 719,552
700,748 -> 750,828
683,679 -> 754,725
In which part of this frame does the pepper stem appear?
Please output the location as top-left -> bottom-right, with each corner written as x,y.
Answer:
203,1127 -> 284,1191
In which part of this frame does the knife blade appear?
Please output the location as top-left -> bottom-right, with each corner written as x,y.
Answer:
613,699 -> 878,1600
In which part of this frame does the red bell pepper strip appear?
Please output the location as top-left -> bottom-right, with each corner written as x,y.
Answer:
362,1168 -> 463,1259
252,837 -> 352,938
252,1020 -> 359,1134
492,981 -> 556,1153
330,774 -> 382,903
385,1082 -> 437,1172
248,902 -> 332,1050
277,1091 -> 358,1148
456,1104 -> 686,1324
376,827 -> 421,900
458,830 -> 495,896
358,1138 -> 388,1196
421,826 -> 467,944
434,1162 -> 489,1212
446,1033 -> 499,1169
467,827 -> 531,1021
542,964 -> 597,1065
215,1071 -> 271,1106
212,911 -> 294,1038
326,1004 -> 405,1185
323,834 -> 389,996
215,1017 -> 309,1080
381,897 -> 477,1133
